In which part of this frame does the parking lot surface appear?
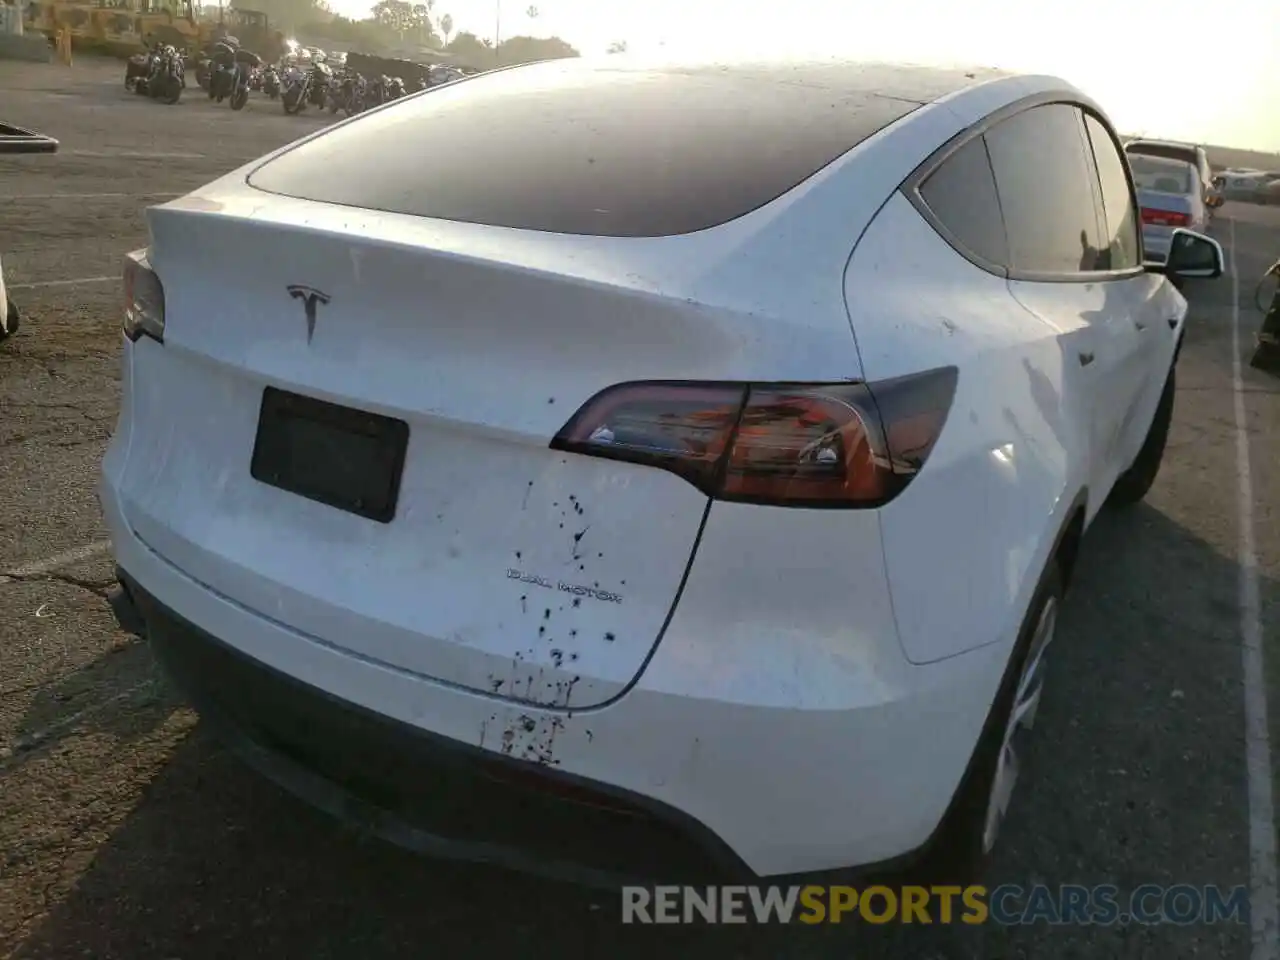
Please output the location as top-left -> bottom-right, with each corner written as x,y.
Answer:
3,56 -> 1280,959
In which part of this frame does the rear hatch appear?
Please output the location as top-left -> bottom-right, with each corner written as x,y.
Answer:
125,190 -> 865,712
127,207 -> 724,711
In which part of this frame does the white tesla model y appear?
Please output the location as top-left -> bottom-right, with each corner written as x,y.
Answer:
101,56 -> 1224,884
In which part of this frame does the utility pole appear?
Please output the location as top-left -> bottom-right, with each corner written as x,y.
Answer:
493,0 -> 500,65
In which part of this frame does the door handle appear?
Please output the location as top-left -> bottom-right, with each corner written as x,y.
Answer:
1134,318 -> 1148,331
1079,351 -> 1095,366
1167,316 -> 1179,330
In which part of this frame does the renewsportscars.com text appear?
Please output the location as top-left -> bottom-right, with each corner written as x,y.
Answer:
621,884 -> 1250,925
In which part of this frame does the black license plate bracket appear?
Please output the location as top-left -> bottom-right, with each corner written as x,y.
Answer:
250,387 -> 409,523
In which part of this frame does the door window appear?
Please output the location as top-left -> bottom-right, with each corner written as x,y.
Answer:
985,103 -> 1108,275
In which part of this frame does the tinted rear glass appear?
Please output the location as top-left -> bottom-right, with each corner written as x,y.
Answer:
1129,157 -> 1194,195
247,58 -> 925,237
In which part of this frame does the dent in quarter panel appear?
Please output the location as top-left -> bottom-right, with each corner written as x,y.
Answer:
844,193 -> 1078,664
640,503 -> 904,710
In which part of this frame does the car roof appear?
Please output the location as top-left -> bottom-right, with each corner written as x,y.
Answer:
247,56 -> 1018,238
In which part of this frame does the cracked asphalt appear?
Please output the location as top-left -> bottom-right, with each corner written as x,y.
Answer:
3,55 -> 1280,960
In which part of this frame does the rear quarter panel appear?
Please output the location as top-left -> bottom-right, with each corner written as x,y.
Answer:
843,192 -> 1085,665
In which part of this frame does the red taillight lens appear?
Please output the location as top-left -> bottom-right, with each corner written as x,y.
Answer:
1141,208 -> 1190,228
551,382 -> 746,494
551,368 -> 957,508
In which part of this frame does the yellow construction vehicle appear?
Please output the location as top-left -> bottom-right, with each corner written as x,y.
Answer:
24,0 -> 201,56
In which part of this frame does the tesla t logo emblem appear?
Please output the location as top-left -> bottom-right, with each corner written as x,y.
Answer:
286,285 -> 330,344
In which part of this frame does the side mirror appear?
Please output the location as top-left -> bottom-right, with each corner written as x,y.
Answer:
1163,228 -> 1224,280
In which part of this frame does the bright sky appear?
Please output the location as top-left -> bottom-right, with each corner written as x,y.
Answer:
331,0 -> 1279,152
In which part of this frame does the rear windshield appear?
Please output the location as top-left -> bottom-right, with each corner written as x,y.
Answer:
246,59 -> 921,237
1129,156 -> 1193,195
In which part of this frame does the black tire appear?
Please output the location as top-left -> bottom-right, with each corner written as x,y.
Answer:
163,77 -> 181,104
914,560 -> 1065,883
230,87 -> 248,110
1109,366 -> 1175,507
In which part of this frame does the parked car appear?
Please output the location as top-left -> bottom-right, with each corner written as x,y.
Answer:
1260,179 -> 1280,207
1217,169 -> 1267,201
0,121 -> 59,341
1124,139 -> 1218,210
1128,155 -> 1209,264
103,57 -> 1222,885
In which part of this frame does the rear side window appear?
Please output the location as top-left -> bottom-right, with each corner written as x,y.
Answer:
985,103 -> 1106,275
1083,114 -> 1142,271
246,60 -> 919,237
918,136 -> 1008,268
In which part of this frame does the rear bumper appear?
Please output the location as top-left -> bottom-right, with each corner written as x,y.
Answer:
112,571 -> 738,887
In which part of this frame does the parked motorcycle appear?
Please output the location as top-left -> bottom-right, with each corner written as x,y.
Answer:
228,59 -> 252,110
209,50 -> 261,109
362,74 -> 390,110
260,64 -> 281,99
342,73 -> 367,115
283,59 -> 331,115
1252,257 -> 1280,373
308,60 -> 332,109
281,64 -> 310,114
193,54 -> 212,90
124,50 -> 152,92
133,43 -> 183,104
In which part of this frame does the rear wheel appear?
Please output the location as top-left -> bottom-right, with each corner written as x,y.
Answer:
915,560 -> 1064,882
1109,366 -> 1175,507
230,87 -> 248,110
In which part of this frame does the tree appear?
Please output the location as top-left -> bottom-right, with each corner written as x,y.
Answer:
438,11 -> 453,45
371,0 -> 412,35
495,34 -> 578,64
409,2 -> 437,44
606,40 -> 627,54
446,30 -> 491,61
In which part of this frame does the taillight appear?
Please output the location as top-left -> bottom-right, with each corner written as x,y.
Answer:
551,368 -> 957,508
122,250 -> 165,344
1141,208 -> 1190,228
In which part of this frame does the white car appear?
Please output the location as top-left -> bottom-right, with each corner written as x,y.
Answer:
1124,138 -> 1218,211
0,255 -> 12,341
1128,154 -> 1210,264
102,57 -> 1223,882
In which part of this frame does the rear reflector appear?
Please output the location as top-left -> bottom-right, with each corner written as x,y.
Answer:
1141,207 -> 1190,228
551,368 -> 958,508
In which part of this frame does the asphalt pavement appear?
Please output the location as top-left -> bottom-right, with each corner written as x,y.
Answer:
2,55 -> 1280,960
